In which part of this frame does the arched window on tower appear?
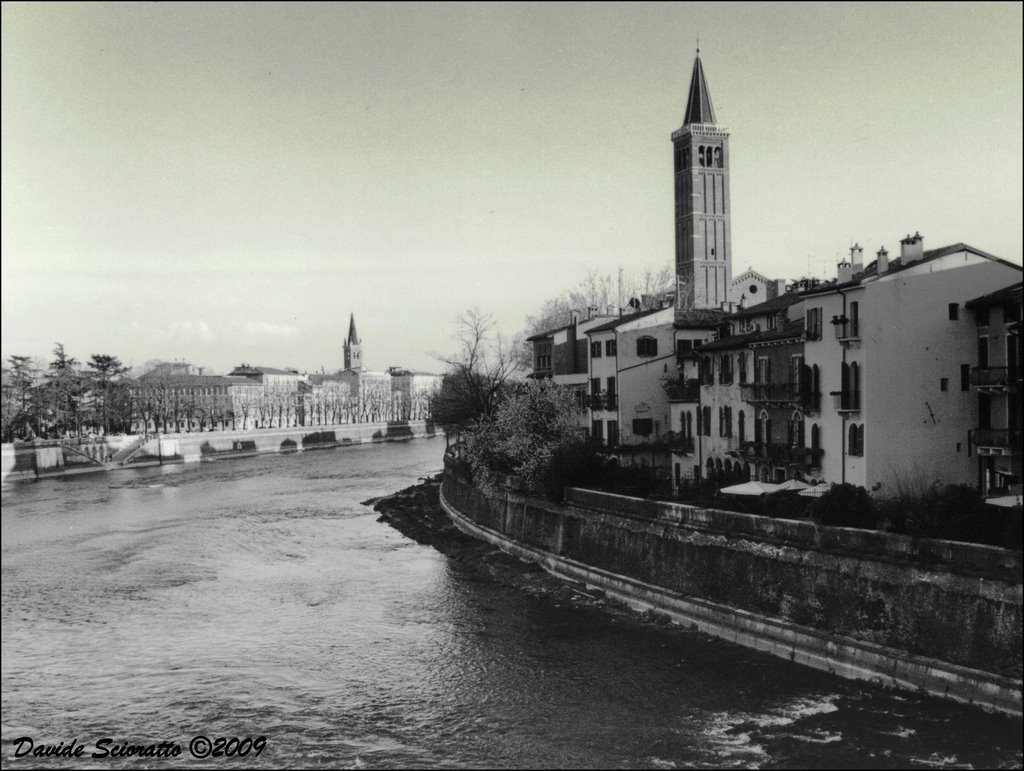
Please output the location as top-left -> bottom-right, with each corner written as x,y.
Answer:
714,146 -> 722,168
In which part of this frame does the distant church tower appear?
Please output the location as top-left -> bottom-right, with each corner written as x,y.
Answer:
673,50 -> 731,309
343,313 -> 363,371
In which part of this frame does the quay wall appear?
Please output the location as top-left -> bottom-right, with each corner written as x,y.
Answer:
440,464 -> 1023,715
1,421 -> 438,482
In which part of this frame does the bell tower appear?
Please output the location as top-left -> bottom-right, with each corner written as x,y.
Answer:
673,50 -> 731,309
343,313 -> 362,371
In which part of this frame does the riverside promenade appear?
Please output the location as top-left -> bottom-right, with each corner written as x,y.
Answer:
1,420 -> 439,483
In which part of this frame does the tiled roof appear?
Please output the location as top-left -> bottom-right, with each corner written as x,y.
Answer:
674,309 -> 727,328
965,281 -> 1023,309
696,319 -> 804,352
585,307 -> 668,334
728,292 -> 802,319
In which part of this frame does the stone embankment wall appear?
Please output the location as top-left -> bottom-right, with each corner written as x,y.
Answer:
440,464 -> 1023,715
1,421 -> 438,482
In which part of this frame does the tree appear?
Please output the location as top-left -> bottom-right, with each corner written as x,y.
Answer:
1,355 -> 40,441
44,343 -> 86,436
86,354 -> 129,434
522,266 -> 675,338
463,379 -> 589,498
431,307 -> 521,436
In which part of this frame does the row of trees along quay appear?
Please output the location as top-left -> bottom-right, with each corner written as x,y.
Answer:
2,344 -> 433,444
432,299 -> 1020,552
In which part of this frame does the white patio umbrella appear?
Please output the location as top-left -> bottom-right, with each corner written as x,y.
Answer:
776,479 -> 812,492
798,484 -> 831,498
983,495 -> 1022,508
719,481 -> 782,496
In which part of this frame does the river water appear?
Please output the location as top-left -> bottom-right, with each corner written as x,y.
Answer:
2,439 -> 1021,769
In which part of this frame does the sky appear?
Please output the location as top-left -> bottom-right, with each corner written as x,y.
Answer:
2,2 -> 1022,375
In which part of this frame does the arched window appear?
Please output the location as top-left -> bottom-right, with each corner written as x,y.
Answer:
789,411 -> 805,448
685,411 -> 693,439
714,146 -> 723,168
841,362 -> 850,409
810,423 -> 820,452
706,457 -> 715,478
848,423 -> 860,456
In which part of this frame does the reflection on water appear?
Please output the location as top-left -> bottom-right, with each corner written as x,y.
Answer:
2,439 -> 1021,769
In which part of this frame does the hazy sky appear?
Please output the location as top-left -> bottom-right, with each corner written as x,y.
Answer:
3,2 -> 1022,375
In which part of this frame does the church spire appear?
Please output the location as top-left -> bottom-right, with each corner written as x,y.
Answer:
683,50 -> 717,127
344,313 -> 363,371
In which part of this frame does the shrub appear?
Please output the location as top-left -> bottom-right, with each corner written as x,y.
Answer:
810,483 -> 876,529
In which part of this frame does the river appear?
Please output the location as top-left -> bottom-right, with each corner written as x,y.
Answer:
2,439 -> 1021,769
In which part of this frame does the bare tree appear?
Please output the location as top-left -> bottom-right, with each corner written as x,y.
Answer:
431,307 -> 521,436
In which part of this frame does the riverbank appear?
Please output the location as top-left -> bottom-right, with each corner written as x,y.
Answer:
2,420 -> 439,483
371,477 -> 701,627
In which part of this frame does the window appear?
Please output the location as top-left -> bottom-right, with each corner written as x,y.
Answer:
720,354 -> 733,384
960,364 -> 970,391
637,337 -> 658,356
849,301 -> 860,338
756,357 -> 771,385
702,406 -> 712,436
810,423 -> 820,452
948,303 -> 959,321
605,339 -> 617,356
806,307 -> 823,340
738,352 -> 748,384
676,339 -> 693,357
848,423 -> 863,456
607,420 -> 619,446
632,418 -> 653,437
592,420 -> 603,443
590,378 -> 600,396
940,378 -> 949,392
789,412 -> 805,448
591,341 -> 602,359
738,410 -> 746,443
701,356 -> 714,385
766,314 -> 777,330
606,377 -> 616,407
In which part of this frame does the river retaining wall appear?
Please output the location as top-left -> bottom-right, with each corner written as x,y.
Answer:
1,421 -> 438,482
440,464 -> 1023,715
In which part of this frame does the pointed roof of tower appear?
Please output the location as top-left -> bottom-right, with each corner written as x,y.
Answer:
683,50 -> 717,126
346,313 -> 360,344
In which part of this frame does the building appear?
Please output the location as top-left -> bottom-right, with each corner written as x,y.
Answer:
388,367 -> 442,421
964,282 -> 1022,496
673,50 -> 732,310
226,364 -> 306,429
526,310 -> 616,424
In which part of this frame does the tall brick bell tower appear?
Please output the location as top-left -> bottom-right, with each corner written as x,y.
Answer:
673,50 -> 732,310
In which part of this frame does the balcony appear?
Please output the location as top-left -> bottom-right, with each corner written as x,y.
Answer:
589,394 -> 617,411
739,442 -> 824,469
972,428 -> 1022,456
832,316 -> 861,347
665,378 -> 700,402
833,391 -> 861,414
741,384 -> 821,411
970,367 -> 1019,392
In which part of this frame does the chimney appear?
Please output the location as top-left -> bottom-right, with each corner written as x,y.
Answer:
586,305 -> 597,319
772,279 -> 786,298
876,246 -> 889,274
850,243 -> 864,274
569,309 -> 580,325
606,304 -> 616,317
837,260 -> 853,284
900,231 -> 924,264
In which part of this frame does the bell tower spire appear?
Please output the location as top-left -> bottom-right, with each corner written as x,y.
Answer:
343,313 -> 363,371
673,50 -> 731,310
